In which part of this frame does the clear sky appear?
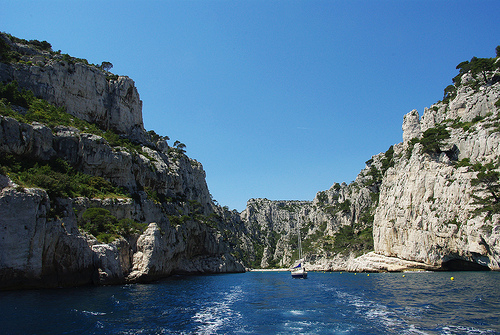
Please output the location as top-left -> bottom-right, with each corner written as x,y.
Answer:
2,1 -> 500,211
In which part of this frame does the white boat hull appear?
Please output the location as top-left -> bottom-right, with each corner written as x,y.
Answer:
291,269 -> 308,279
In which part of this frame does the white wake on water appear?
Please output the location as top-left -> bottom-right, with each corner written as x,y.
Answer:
192,285 -> 243,335
334,289 -> 425,334
72,309 -> 107,316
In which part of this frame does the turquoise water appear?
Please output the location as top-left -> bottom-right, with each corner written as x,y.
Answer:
1,271 -> 499,334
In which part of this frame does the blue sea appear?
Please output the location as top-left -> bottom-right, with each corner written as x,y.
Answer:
1,271 -> 499,334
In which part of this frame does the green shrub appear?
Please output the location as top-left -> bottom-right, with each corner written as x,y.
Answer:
1,34 -> 52,52
366,166 -> 381,186
406,137 -> 419,159
449,115 -> 485,133
420,126 -> 450,154
168,215 -> 191,226
316,191 -> 328,204
0,81 -> 34,108
451,47 -> 500,89
100,61 -> 113,72
404,126 -> 452,159
0,36 -> 11,61
446,218 -> 462,231
443,84 -> 457,103
330,225 -> 373,255
455,158 -> 471,168
470,162 -> 500,219
0,36 -> 21,63
359,211 -> 374,226
106,74 -> 119,81
28,39 -> 52,51
336,200 -> 351,214
250,242 -> 264,268
80,208 -> 117,237
365,145 -> 394,186
0,154 -> 128,200
103,130 -> 141,152
455,56 -> 497,84
95,233 -> 117,244
381,145 -> 394,171
117,218 -> 147,236
370,191 -> 380,204
79,207 -> 146,242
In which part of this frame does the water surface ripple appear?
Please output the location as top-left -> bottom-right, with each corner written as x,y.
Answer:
1,271 -> 499,334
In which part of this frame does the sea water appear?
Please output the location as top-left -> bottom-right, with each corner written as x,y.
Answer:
1,271 -> 499,334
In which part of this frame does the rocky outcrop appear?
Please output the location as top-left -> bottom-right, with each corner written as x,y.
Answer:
0,115 -> 212,210
373,67 -> 500,271
0,33 -> 244,289
0,185 -> 96,289
0,33 -> 143,136
240,199 -> 317,268
128,222 -> 244,281
402,109 -> 421,142
238,56 -> 500,273
0,111 -> 245,289
239,168 -> 379,269
344,252 -> 440,272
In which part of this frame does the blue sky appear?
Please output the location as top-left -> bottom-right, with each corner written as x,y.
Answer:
2,1 -> 500,211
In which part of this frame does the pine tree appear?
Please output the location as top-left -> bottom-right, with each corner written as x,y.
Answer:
471,163 -> 500,218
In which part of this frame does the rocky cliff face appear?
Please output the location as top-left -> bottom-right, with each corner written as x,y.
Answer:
373,65 -> 500,270
0,179 -> 96,288
239,156 -> 382,269
0,33 -> 143,137
0,33 -> 244,289
0,114 -> 245,289
239,55 -> 500,272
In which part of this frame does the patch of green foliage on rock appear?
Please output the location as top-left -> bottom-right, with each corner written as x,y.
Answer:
328,225 -> 374,256
0,154 -> 129,200
470,162 -> 500,220
79,207 -> 147,243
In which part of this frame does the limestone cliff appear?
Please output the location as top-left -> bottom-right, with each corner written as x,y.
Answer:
0,34 -> 143,137
240,52 -> 500,272
0,33 -> 244,289
373,61 -> 500,270
239,152 -> 383,270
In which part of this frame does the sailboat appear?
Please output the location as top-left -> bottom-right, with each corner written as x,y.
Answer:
291,226 -> 307,279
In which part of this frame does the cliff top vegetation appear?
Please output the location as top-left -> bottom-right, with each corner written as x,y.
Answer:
0,32 -> 115,76
443,46 -> 500,103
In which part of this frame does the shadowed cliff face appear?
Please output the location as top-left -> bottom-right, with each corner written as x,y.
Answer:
0,33 -> 246,289
0,184 -> 96,289
0,111 -> 247,289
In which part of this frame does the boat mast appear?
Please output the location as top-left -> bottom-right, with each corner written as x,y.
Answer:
298,225 -> 302,261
